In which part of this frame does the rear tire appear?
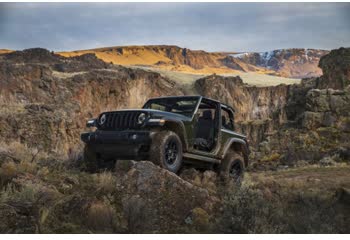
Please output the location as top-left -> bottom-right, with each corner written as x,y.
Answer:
220,151 -> 245,183
150,131 -> 183,173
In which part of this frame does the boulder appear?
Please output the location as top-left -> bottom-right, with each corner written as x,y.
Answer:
115,161 -> 218,233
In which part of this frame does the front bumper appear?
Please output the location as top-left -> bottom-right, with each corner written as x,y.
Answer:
81,130 -> 152,159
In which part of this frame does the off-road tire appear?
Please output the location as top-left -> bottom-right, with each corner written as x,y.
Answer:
83,145 -> 116,173
150,131 -> 183,173
220,150 -> 245,183
83,145 -> 99,173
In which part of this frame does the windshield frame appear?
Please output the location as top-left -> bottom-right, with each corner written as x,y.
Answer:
142,96 -> 201,118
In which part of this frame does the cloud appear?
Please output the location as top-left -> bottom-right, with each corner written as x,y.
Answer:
0,2 -> 349,52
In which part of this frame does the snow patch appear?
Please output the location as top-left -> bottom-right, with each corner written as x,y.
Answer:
229,52 -> 249,58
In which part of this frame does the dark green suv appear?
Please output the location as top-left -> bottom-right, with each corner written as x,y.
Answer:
81,96 -> 249,180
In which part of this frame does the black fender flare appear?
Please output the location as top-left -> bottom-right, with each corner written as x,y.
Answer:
153,119 -> 189,151
221,138 -> 249,167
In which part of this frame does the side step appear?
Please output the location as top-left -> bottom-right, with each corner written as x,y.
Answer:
183,153 -> 221,164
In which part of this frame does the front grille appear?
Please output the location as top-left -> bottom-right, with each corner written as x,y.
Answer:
99,111 -> 141,130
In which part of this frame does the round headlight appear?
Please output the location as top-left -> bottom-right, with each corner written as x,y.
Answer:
137,113 -> 146,124
99,114 -> 106,125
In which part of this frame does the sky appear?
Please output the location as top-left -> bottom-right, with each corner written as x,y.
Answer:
0,2 -> 349,52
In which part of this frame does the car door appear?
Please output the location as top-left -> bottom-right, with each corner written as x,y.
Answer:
189,98 -> 221,158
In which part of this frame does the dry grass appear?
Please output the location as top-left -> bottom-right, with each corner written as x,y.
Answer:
221,72 -> 300,86
0,137 -> 349,233
218,166 -> 350,233
0,141 -> 49,186
135,66 -> 300,89
86,200 -> 116,232
52,71 -> 86,79
93,171 -> 116,194
0,103 -> 26,116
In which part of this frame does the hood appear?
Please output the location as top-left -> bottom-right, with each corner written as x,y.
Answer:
99,109 -> 191,122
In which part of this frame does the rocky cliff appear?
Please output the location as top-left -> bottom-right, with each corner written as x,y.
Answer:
250,48 -> 350,168
195,48 -> 350,165
0,48 -> 184,156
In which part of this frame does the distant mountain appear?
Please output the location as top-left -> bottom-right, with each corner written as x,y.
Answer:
1,45 -> 329,78
58,45 -> 258,75
229,48 -> 329,78
0,49 -> 13,55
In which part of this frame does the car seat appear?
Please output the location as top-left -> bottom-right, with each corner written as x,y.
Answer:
194,110 -> 214,151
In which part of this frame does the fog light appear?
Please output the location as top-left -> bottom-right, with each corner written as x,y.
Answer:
131,134 -> 137,140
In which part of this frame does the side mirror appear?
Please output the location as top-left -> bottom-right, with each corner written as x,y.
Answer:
86,119 -> 96,128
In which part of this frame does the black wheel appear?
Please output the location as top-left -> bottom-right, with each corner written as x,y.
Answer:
220,151 -> 245,183
83,145 -> 99,173
150,131 -> 183,173
83,145 -> 116,173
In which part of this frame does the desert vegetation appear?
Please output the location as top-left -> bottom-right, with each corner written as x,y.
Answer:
0,141 -> 349,233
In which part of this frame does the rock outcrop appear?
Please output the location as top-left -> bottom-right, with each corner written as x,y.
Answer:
316,47 -> 350,89
115,161 -> 218,233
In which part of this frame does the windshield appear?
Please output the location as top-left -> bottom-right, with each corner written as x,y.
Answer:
142,97 -> 200,117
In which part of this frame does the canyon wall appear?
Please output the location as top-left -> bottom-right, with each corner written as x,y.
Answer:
0,47 -> 349,164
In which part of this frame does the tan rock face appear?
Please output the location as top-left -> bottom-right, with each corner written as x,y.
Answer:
195,74 -> 289,123
302,88 -> 350,130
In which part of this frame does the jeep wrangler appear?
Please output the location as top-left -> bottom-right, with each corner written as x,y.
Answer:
81,96 -> 249,181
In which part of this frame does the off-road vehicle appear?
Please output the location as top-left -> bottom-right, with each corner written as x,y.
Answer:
81,96 -> 249,180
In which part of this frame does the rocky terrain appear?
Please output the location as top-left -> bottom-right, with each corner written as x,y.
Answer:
56,45 -> 328,78
0,47 -> 349,233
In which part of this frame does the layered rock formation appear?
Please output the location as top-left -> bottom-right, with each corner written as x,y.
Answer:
251,48 -> 350,167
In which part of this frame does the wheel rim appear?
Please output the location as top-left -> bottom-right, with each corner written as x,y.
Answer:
229,161 -> 242,181
164,139 -> 178,165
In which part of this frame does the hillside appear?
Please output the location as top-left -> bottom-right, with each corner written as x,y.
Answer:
57,45 -> 328,78
0,49 -> 13,55
230,48 -> 329,78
